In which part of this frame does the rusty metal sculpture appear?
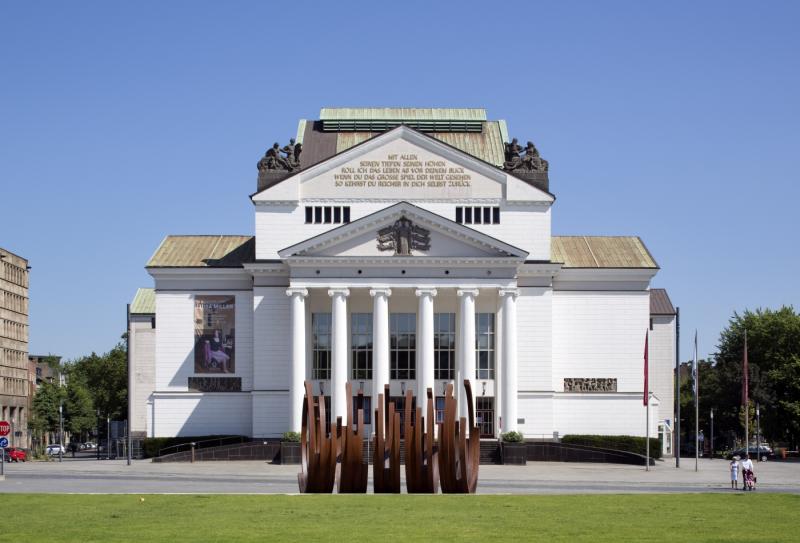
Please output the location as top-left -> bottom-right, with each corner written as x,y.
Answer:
438,380 -> 480,493
298,381 -> 337,493
338,382 -> 368,493
404,388 -> 439,493
373,385 -> 401,493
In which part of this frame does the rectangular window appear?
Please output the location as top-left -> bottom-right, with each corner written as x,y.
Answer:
312,313 -> 332,380
455,207 -> 463,224
434,313 -> 455,380
351,313 -> 373,379
475,313 -> 495,379
314,206 -> 323,224
305,206 -> 313,223
390,313 -> 416,380
492,206 -> 500,224
333,207 -> 341,223
473,206 -> 482,224
464,207 -> 473,224
435,396 -> 446,424
352,395 -> 372,425
343,207 -> 351,223
483,207 -> 491,224
324,206 -> 332,223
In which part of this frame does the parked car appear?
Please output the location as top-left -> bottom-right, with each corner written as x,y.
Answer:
5,447 -> 27,462
728,445 -> 773,460
83,442 -> 96,449
45,444 -> 66,456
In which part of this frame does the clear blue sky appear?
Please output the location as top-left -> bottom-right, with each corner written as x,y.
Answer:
2,1 -> 798,361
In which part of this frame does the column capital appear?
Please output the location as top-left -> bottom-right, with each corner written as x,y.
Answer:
456,287 -> 480,298
369,287 -> 392,297
327,288 -> 350,298
498,288 -> 520,299
415,288 -> 438,298
285,287 -> 308,298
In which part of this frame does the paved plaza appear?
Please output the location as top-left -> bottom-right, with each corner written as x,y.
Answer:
1,458 -> 798,494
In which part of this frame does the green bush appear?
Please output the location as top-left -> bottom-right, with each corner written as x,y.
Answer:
501,431 -> 524,443
282,431 -> 300,442
142,435 -> 244,458
561,435 -> 662,459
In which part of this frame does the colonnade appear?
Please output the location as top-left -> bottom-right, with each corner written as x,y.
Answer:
286,286 -> 519,436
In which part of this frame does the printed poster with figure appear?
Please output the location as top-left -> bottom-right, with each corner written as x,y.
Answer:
194,295 -> 235,373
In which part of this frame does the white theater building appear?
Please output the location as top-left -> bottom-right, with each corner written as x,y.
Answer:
130,108 -> 676,454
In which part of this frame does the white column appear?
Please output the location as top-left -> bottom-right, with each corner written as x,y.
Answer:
457,288 -> 479,419
370,288 -> 392,419
286,287 -> 308,433
329,288 -> 350,423
500,288 -> 519,434
415,288 -> 437,418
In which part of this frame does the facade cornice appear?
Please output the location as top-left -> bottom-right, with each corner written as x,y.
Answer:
253,200 -> 299,206
147,267 -> 251,281
554,268 -> 658,282
242,262 -> 289,275
284,256 -> 523,267
518,262 -> 563,277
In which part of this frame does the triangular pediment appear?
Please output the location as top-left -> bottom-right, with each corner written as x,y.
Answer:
278,202 -> 528,260
252,125 -> 554,203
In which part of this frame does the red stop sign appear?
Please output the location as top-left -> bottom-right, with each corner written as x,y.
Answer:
0,421 -> 9,436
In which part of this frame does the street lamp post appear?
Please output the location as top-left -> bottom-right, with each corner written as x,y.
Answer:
106,416 -> 111,460
756,403 -> 761,462
58,372 -> 65,463
710,409 -> 714,460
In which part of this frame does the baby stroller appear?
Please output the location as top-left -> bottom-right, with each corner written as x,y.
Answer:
742,469 -> 756,491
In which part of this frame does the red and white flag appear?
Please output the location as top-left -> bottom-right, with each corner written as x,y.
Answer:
742,330 -> 749,406
643,330 -> 649,406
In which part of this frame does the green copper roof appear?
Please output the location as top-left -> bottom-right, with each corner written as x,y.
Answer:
319,108 -> 487,121
130,288 -> 155,314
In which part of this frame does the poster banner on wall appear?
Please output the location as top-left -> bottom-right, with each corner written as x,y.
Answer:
194,295 -> 235,374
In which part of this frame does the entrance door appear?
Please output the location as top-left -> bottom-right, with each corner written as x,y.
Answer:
476,398 -> 495,438
391,396 -> 416,439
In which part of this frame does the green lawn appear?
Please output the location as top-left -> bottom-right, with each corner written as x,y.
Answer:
2,494 -> 797,542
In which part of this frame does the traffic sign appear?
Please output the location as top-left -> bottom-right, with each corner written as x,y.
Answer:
0,437 -> 8,448
0,421 -> 9,436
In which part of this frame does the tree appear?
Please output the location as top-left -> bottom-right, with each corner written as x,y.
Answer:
64,372 -> 95,440
30,379 -> 64,446
713,306 -> 800,448
69,342 -> 128,421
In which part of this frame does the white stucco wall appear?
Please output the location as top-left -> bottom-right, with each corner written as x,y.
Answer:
650,314 -> 676,425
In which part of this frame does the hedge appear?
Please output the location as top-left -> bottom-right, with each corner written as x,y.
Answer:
142,435 -> 245,458
561,435 -> 662,459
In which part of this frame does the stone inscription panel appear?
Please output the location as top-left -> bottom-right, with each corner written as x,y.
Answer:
188,376 -> 242,392
301,140 -> 503,200
333,153 -> 472,190
563,378 -> 617,393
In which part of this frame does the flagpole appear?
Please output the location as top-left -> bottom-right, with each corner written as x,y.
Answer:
744,329 -> 749,457
694,331 -> 699,472
645,330 -> 650,472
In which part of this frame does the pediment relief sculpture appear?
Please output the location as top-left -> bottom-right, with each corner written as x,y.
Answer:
377,217 -> 431,256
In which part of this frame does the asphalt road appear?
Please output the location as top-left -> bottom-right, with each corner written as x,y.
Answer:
2,458 -> 799,494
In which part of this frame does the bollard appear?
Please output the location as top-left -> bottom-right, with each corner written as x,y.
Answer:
190,442 -> 196,463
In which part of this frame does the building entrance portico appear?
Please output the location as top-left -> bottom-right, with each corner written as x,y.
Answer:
285,282 -> 517,438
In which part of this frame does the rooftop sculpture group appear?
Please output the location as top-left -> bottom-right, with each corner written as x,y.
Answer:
503,138 -> 549,172
257,139 -> 302,172
298,379 -> 480,494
